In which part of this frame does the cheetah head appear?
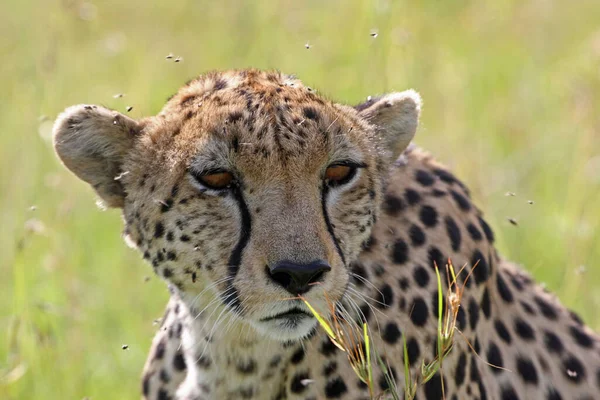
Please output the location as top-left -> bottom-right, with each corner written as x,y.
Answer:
52,70 -> 420,341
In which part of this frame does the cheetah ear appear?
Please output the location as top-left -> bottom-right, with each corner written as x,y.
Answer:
52,105 -> 141,208
356,90 -> 421,160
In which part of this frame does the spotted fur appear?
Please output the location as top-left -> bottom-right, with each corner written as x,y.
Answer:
53,70 -> 600,400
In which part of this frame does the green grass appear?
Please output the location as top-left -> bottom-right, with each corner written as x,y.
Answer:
1,0 -> 600,398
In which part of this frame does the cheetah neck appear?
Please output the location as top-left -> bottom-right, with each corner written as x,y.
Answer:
176,295 -> 298,399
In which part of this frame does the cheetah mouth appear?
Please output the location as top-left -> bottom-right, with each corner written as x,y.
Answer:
260,307 -> 312,322
253,303 -> 318,340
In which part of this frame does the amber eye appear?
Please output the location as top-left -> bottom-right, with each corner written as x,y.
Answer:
195,171 -> 234,190
324,164 -> 356,187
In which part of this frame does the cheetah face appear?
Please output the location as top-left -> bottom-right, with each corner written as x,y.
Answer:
52,70 -> 420,341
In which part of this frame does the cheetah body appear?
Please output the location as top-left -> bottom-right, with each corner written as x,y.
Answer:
52,70 -> 600,400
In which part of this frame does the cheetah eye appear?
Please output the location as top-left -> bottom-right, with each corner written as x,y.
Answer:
192,170 -> 235,190
324,163 -> 358,187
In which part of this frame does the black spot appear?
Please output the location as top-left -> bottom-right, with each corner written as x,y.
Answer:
239,386 -> 254,398
516,357 -> 538,384
450,189 -> 471,211
478,216 -> 495,242
350,261 -> 368,286
213,78 -> 227,90
320,339 -> 338,356
361,235 -> 376,252
520,301 -> 535,315
160,199 -> 173,212
383,194 -> 405,216
356,378 -> 368,390
496,273 -> 514,303
468,297 -> 480,330
290,371 -> 310,394
514,318 -> 535,341
563,355 -> 585,382
166,251 -> 177,261
151,339 -> 167,363
173,351 -> 186,371
569,325 -> 594,348
237,359 -> 257,374
428,246 -> 446,272
546,386 -> 563,400
471,250 -> 489,284
481,288 -> 491,319
382,321 -> 402,344
544,331 -> 564,354
569,310 -> 584,326
409,297 -> 428,327
268,355 -> 282,370
359,303 -> 371,323
454,352 -> 467,387
423,372 -> 445,400
398,277 -> 410,290
378,366 -> 397,391
415,169 -> 435,186
159,369 -> 170,383
154,222 -> 165,238
487,342 -> 504,374
413,265 -> 430,288
533,296 -> 557,320
303,107 -> 319,121
157,388 -> 169,400
290,347 -> 305,364
433,168 -> 456,184
451,307 -> 464,331
467,223 -> 483,241
376,284 -> 394,309
392,239 -> 409,264
406,337 -> 420,365
500,385 -> 518,400
162,268 -> 173,278
170,184 -> 179,198
228,111 -> 243,123
325,376 -> 348,398
445,216 -> 462,251
419,205 -> 438,227
469,355 -> 481,386
473,337 -> 481,355
479,381 -> 489,400
494,320 -> 512,344
323,361 -> 337,376
408,224 -> 426,246
404,188 -> 421,205
142,373 -> 151,396
166,231 -> 174,241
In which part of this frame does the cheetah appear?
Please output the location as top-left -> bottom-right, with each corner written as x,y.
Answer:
52,69 -> 600,399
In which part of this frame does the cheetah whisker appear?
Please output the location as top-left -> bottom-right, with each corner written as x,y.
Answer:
454,327 -> 512,373
348,272 -> 389,308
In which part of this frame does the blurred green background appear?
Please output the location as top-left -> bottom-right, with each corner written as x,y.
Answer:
1,0 -> 599,398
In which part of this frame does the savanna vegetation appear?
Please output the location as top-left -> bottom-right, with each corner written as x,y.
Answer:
1,0 -> 599,398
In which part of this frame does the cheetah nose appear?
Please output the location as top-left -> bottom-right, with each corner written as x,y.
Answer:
268,260 -> 331,295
